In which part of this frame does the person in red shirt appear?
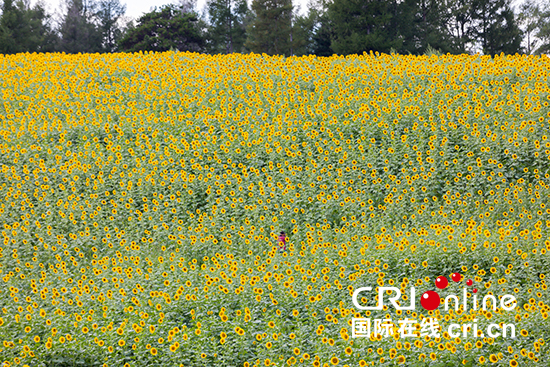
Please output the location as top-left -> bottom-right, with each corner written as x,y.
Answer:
278,231 -> 287,252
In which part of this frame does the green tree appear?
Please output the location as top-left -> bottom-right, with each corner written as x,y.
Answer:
118,5 -> 205,52
58,0 -> 103,53
0,0 -> 57,53
517,0 -> 541,54
293,0 -> 333,56
30,2 -> 58,52
311,14 -> 333,56
96,0 -> 126,52
291,0 -> 326,56
291,11 -> 315,56
440,0 -> 475,53
205,0 -> 249,54
327,0 -> 401,55
399,0 -> 455,54
535,1 -> 550,54
311,0 -> 333,56
470,0 -> 521,54
245,0 -> 293,56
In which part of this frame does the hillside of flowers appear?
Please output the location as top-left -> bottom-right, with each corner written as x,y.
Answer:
0,52 -> 549,366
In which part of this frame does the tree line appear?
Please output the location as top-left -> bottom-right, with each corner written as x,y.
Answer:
1,0 -> 550,55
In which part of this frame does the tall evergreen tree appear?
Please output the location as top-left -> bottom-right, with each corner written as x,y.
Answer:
31,2 -> 58,52
290,0 -> 330,56
58,0 -> 103,53
96,0 -> 126,52
291,10 -> 316,56
470,0 -> 521,54
327,0 -> 401,55
399,0 -> 455,54
517,0 -> 541,54
310,0 -> 333,56
311,14 -> 333,56
535,1 -> 550,54
292,0 -> 333,56
440,0 -> 475,53
206,0 -> 249,54
245,0 -> 293,56
0,0 -> 19,53
118,5 -> 205,52
0,0 -> 57,53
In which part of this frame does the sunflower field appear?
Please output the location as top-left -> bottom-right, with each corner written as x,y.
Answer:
0,51 -> 549,366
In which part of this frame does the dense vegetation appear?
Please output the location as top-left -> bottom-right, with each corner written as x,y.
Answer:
0,52 -> 549,366
1,0 -> 550,56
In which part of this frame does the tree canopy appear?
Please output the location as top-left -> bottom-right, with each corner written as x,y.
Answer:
118,5 -> 205,52
0,0 -> 547,55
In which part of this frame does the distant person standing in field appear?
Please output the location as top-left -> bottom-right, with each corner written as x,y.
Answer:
278,231 -> 287,252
